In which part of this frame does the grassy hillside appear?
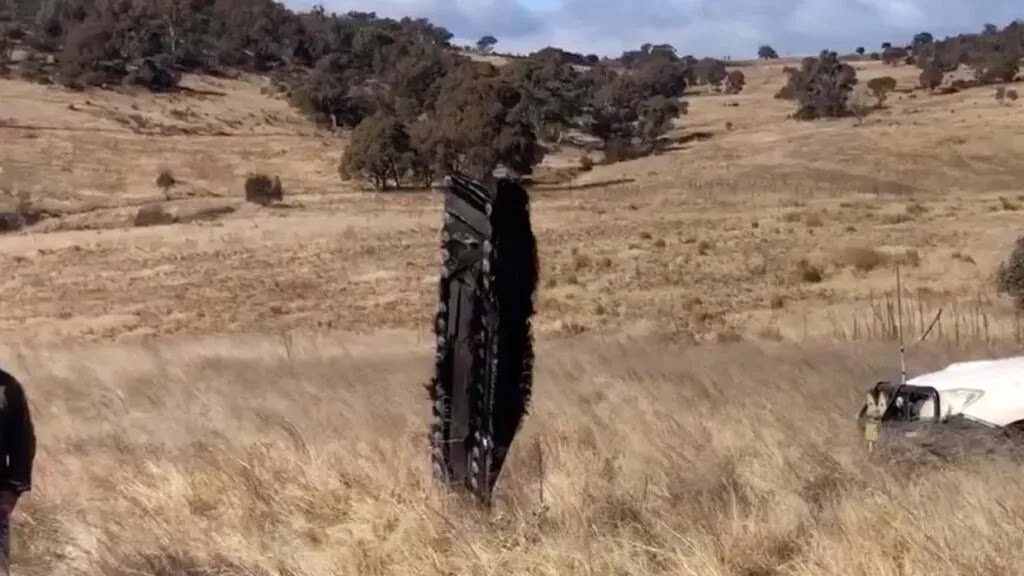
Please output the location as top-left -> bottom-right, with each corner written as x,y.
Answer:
0,57 -> 1021,343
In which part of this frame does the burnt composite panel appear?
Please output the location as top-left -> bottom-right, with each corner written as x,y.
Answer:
427,172 -> 539,506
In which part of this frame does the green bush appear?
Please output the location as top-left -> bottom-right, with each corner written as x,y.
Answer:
997,234 -> 1024,309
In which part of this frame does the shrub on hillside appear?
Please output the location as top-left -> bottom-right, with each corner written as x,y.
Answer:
758,45 -> 778,59
124,58 -> 179,92
155,169 -> 176,199
499,50 -> 589,141
629,56 -> 692,98
973,51 -> 1020,84
896,22 -> 1023,87
338,59 -> 560,188
783,51 -> 858,120
996,234 -> 1024,310
692,57 -> 727,88
244,173 -> 283,205
774,67 -> 798,100
866,76 -> 897,106
570,53 -> 693,162
837,246 -> 889,273
134,204 -> 175,227
586,72 -> 687,161
338,110 -> 419,190
724,70 -> 745,94
918,61 -> 944,90
419,62 -> 546,180
0,211 -> 24,233
881,46 -> 909,65
0,0 -> 20,62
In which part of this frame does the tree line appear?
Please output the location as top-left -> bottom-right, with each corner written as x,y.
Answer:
764,22 -> 1021,94
769,21 -> 1022,121
0,0 -> 744,189
1,2 -> 1020,190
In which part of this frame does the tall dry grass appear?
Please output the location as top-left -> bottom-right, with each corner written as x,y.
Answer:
3,332 -> 1024,575
828,291 -> 1024,345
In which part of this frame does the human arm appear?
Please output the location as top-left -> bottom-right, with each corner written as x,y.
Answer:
0,374 -> 35,503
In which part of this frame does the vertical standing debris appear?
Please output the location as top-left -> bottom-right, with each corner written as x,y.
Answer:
427,172 -> 538,506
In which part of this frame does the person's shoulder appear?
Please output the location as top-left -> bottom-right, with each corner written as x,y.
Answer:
0,369 -> 25,410
0,367 -> 23,390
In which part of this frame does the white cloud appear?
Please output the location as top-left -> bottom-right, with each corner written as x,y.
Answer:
853,0 -> 927,28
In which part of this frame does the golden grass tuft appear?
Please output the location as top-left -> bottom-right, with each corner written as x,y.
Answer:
835,245 -> 888,273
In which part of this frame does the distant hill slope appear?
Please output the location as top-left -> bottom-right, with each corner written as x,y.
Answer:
1,52 -> 1024,343
0,71 -> 335,221
2,3 -> 1022,197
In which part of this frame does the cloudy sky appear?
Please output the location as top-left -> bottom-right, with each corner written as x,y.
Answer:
287,1 -> 1022,59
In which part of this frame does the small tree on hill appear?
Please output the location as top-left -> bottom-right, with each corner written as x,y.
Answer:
339,110 -> 418,190
630,58 -> 690,98
0,0 -> 14,65
585,70 -> 687,161
785,50 -> 858,120
866,76 -> 896,107
415,62 -> 546,180
758,45 -> 778,59
856,46 -> 865,55
997,234 -> 1024,310
155,169 -> 176,199
774,66 -> 799,99
500,51 -> 589,140
0,0 -> 16,44
693,57 -> 727,88
972,50 -> 1020,85
724,69 -> 745,94
244,174 -> 283,205
994,86 -> 1017,105
636,95 -> 683,147
881,46 -> 908,65
476,34 -> 497,53
918,61 -> 943,90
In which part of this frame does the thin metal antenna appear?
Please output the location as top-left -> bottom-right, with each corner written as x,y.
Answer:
918,309 -> 943,344
536,439 -> 544,508
896,263 -> 907,386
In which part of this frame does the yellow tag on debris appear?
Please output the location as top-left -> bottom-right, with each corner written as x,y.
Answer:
864,422 -> 879,443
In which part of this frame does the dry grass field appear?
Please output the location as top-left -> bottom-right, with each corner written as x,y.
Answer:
2,56 -> 1024,575
10,335 -> 1024,576
0,59 -> 1022,344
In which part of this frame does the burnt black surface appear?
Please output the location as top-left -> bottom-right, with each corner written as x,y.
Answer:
427,172 -> 538,506
870,417 -> 1024,467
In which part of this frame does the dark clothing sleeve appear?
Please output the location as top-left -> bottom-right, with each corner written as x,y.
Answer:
0,372 -> 34,495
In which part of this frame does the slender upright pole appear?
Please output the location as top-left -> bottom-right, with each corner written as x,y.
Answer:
897,264 -> 906,386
